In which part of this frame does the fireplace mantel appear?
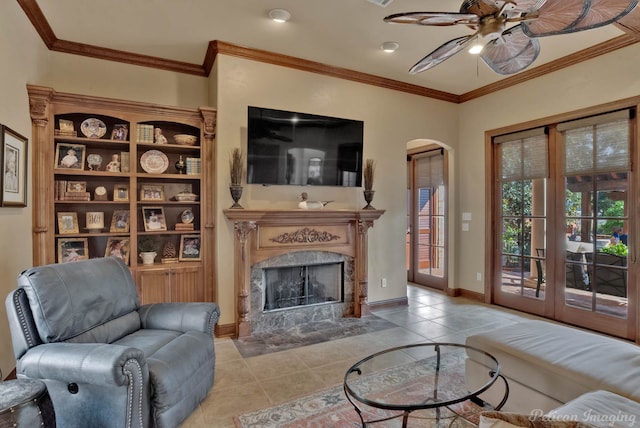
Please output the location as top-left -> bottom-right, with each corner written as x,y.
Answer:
224,209 -> 385,337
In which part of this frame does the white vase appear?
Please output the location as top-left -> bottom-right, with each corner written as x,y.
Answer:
140,252 -> 157,265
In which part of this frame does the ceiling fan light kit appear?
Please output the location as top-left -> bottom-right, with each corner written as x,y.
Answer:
384,0 -> 639,75
269,9 -> 291,23
381,41 -> 399,52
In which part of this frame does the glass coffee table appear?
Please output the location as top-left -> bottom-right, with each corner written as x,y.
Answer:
343,342 -> 508,427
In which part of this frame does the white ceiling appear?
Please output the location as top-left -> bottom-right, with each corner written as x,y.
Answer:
35,0 -> 629,95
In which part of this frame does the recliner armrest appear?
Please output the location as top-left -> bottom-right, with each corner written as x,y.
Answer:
19,342 -> 147,387
138,302 -> 219,335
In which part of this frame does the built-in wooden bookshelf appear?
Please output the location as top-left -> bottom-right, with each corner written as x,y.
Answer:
27,85 -> 217,304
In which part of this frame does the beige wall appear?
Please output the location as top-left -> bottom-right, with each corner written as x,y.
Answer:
456,43 -> 640,294
212,55 -> 459,326
0,1 -> 50,378
41,54 -> 209,108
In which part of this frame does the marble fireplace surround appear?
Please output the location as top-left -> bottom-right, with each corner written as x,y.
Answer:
223,209 -> 385,338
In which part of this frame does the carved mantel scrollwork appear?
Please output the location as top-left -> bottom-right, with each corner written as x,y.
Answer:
270,227 -> 340,244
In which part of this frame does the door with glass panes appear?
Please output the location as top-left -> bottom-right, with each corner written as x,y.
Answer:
407,149 -> 447,290
492,110 -> 635,339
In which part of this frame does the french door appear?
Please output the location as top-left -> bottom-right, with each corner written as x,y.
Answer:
492,108 -> 637,339
407,149 -> 447,290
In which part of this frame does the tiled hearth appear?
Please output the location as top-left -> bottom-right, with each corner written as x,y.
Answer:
224,209 -> 384,337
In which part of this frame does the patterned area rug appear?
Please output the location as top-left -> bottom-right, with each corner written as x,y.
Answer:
234,351 -> 487,427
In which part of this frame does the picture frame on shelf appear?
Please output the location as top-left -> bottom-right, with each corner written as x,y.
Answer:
140,184 -> 165,202
111,124 -> 128,141
179,234 -> 201,261
110,210 -> 130,233
55,143 -> 85,170
1,125 -> 28,207
105,237 -> 130,265
66,181 -> 87,193
142,206 -> 167,231
58,238 -> 89,263
57,211 -> 79,234
113,184 -> 129,202
58,119 -> 74,133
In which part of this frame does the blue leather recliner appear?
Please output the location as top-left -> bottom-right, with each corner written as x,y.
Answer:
5,257 -> 219,428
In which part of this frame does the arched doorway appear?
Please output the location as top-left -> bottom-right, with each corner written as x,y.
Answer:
407,141 -> 449,291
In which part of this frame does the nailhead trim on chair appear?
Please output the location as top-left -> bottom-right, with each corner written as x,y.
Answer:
123,358 -> 144,428
13,289 -> 36,348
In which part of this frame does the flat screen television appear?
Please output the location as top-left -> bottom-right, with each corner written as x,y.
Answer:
247,106 -> 364,186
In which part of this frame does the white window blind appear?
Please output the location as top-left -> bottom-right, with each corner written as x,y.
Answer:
495,127 -> 548,181
559,110 -> 630,175
416,150 -> 443,189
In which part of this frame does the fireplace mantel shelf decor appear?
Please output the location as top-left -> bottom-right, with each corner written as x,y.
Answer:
224,208 -> 385,338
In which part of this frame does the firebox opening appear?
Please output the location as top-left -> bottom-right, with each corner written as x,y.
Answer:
263,262 -> 344,312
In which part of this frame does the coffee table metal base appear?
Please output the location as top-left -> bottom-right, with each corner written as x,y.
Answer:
343,343 -> 509,427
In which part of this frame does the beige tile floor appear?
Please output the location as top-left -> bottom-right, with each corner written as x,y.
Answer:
181,284 -> 536,427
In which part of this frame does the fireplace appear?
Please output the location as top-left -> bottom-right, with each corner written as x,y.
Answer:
250,251 -> 353,333
224,208 -> 384,337
263,262 -> 343,311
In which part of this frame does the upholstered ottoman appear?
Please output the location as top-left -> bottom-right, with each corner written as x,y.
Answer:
465,320 -> 640,413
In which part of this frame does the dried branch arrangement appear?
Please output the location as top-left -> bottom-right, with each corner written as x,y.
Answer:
363,159 -> 375,191
229,148 -> 244,186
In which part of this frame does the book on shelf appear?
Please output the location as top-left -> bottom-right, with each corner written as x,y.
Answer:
136,124 -> 154,143
175,223 -> 195,231
55,180 -> 65,200
54,129 -> 77,137
186,157 -> 201,175
61,192 -> 91,201
120,152 -> 130,173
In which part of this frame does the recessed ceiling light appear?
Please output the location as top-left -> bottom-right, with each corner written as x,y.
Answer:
269,9 -> 291,23
381,42 -> 399,52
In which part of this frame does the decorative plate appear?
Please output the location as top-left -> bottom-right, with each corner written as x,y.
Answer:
80,118 -> 107,138
140,150 -> 169,174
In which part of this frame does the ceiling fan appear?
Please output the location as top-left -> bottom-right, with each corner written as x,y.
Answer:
384,0 -> 638,75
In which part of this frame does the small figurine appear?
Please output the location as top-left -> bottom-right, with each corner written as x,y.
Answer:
298,192 -> 332,209
154,128 -> 167,144
105,153 -> 121,172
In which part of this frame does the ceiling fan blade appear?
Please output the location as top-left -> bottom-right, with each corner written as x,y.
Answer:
459,0 -> 500,17
384,12 -> 479,26
508,0 -> 548,12
481,24 -> 540,74
409,35 -> 476,74
565,0 -> 639,32
521,0 -> 589,37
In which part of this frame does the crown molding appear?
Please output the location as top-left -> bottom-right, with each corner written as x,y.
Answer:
208,41 -> 460,103
459,34 -> 640,102
16,0 -> 640,104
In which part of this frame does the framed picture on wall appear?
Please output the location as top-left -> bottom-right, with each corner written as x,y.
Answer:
1,125 -> 28,207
